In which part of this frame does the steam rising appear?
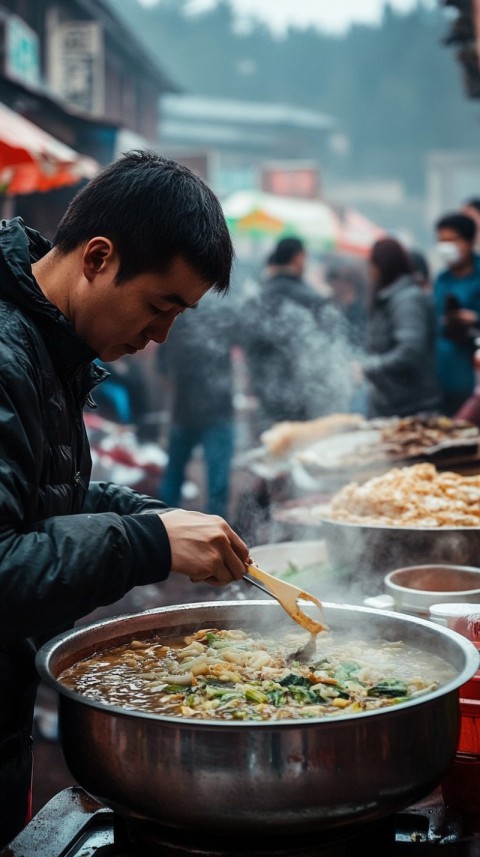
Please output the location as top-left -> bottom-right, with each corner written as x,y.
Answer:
239,286 -> 357,433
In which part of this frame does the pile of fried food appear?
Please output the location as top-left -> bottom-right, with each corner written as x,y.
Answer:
59,627 -> 450,722
377,415 -> 479,458
262,413 -> 480,465
328,462 -> 480,528
345,415 -> 480,466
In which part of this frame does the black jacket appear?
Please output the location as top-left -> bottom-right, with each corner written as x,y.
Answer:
362,274 -> 441,418
157,291 -> 235,429
0,218 -> 170,847
241,272 -> 352,430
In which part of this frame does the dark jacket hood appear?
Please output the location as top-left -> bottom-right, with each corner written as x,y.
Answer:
0,217 -> 105,385
375,273 -> 413,302
0,217 -> 51,305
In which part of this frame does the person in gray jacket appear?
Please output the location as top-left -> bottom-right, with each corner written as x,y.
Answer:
0,150 -> 250,848
352,237 -> 441,418
241,236 -> 352,434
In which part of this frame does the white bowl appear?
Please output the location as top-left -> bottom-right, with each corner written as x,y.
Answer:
384,564 -> 480,616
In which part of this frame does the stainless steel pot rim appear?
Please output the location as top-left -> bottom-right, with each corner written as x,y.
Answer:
308,504 -> 480,531
389,587 -> 480,597
387,563 -> 480,575
320,518 -> 480,533
36,600 -> 480,727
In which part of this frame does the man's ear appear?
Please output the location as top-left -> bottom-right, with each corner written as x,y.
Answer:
82,237 -> 117,282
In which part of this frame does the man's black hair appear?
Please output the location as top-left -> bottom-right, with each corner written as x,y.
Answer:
53,150 -> 233,291
464,197 -> 480,213
435,212 -> 476,242
270,236 -> 305,266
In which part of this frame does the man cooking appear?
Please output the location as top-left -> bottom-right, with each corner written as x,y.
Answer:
0,150 -> 250,847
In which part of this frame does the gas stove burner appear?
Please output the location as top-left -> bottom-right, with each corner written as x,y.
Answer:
2,787 -> 480,857
115,812 -> 396,857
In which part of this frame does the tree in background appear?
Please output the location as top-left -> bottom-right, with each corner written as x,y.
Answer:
110,0 -> 480,195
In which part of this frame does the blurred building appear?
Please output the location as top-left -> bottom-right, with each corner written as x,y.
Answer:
158,93 -> 336,199
0,0 -> 179,233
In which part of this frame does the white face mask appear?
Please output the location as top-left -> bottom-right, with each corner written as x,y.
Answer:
436,241 -> 462,267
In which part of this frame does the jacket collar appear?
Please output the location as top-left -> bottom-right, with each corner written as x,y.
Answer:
376,274 -> 414,301
0,217 -> 101,382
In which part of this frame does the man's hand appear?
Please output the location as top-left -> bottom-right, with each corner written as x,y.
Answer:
159,509 -> 251,586
444,308 -> 478,342
448,308 -> 478,327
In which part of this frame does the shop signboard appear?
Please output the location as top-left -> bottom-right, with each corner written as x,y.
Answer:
49,21 -> 105,116
4,14 -> 40,87
260,161 -> 321,200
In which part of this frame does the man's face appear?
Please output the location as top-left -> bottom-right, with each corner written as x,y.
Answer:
73,255 -> 211,361
436,227 -> 473,271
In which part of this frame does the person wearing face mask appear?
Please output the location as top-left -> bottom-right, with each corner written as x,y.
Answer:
433,212 -> 480,415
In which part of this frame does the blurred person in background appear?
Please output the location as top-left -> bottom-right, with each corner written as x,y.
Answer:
240,236 -> 352,436
93,355 -> 154,438
433,212 -> 480,416
0,150 -> 251,849
157,291 -> 236,520
325,265 -> 368,415
352,236 -> 441,418
325,263 -> 369,414
233,236 -> 352,543
409,248 -> 432,293
462,198 -> 480,253
325,263 -> 368,348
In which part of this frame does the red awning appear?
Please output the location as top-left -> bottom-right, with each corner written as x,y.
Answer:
0,102 -> 99,195
332,207 -> 386,258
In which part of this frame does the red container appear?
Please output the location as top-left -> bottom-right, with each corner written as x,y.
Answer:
441,674 -> 480,813
458,678 -> 480,755
460,674 -> 480,701
441,753 -> 480,815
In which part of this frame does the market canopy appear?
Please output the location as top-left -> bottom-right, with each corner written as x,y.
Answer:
222,189 -> 385,257
0,102 -> 99,196
334,207 -> 386,258
223,190 -> 338,252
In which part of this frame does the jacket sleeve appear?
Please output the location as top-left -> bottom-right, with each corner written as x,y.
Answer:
84,480 -> 169,515
362,288 -> 432,381
0,356 -> 172,646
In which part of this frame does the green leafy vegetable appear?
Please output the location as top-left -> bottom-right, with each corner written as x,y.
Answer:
368,679 -> 408,698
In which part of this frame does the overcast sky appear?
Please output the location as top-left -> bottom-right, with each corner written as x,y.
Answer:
140,0 -> 437,35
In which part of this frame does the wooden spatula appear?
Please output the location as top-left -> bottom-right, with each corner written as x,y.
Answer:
245,563 -> 328,635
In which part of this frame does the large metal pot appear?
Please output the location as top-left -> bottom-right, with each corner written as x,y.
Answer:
36,601 -> 479,836
319,516 -> 480,591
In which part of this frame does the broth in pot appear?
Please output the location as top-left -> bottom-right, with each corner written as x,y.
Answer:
58,626 -> 457,722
